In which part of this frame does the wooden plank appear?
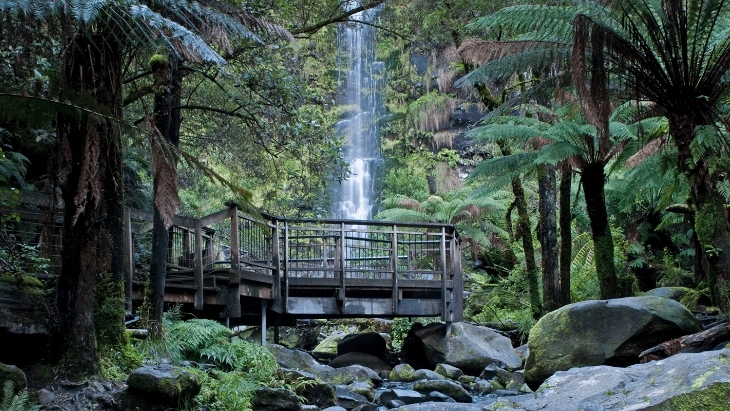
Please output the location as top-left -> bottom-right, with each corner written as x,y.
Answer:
198,209 -> 231,227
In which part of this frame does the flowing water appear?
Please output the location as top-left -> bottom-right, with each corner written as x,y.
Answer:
331,1 -> 384,220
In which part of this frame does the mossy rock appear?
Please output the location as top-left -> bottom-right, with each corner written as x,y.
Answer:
126,364 -> 200,404
525,296 -> 701,388
413,379 -> 472,403
389,364 -> 417,382
0,362 -> 27,394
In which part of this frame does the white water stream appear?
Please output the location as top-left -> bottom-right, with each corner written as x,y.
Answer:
331,1 -> 384,220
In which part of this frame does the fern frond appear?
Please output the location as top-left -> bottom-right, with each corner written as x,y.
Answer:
457,47 -> 571,85
376,208 -> 432,223
468,124 -> 542,144
467,151 -> 539,184
533,141 -> 582,165
467,5 -> 579,40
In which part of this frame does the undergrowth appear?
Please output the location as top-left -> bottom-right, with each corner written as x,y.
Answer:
0,381 -> 39,411
136,308 -> 281,410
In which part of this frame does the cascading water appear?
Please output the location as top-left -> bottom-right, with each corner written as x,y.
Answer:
331,1 -> 384,220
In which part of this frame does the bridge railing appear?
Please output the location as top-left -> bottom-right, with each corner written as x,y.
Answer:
125,203 -> 462,320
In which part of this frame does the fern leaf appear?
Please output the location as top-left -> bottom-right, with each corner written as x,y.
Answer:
533,141 -> 582,165
467,151 -> 538,183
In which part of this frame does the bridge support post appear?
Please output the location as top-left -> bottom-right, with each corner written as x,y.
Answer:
194,218 -> 204,310
260,299 -> 267,346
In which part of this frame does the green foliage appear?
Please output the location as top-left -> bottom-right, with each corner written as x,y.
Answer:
94,276 -> 126,348
391,317 -> 440,349
657,253 -> 694,288
193,369 -> 259,411
465,258 -> 536,342
0,381 -> 39,411
98,337 -> 144,381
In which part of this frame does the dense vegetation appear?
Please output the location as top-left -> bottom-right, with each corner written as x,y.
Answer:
2,0 -> 730,408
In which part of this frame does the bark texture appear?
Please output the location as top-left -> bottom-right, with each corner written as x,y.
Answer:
539,164 -> 559,313
55,31 -> 124,376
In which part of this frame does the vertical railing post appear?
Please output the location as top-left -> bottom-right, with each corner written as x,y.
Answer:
338,222 -> 346,301
284,220 -> 290,313
272,218 -> 281,302
123,207 -> 133,311
450,229 -> 463,322
194,218 -> 204,310
391,224 -> 399,315
228,202 -> 241,318
440,226 -> 449,323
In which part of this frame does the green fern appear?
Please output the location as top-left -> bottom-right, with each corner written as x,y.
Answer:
0,381 -> 39,411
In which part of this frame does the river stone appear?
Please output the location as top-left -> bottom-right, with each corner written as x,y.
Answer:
335,385 -> 371,409
644,287 -> 691,301
435,363 -> 463,380
490,348 -> 730,411
347,381 -> 375,401
378,388 -> 427,405
401,322 -> 521,375
413,379 -> 472,403
328,352 -> 392,376
278,368 -> 337,409
0,362 -> 27,394
268,344 -> 333,375
313,332 -> 348,357
319,365 -> 374,387
237,325 -> 320,349
389,363 -> 417,382
338,332 -> 388,360
524,296 -> 702,387
126,364 -> 201,403
413,368 -> 445,381
392,403 -> 486,411
251,387 -> 301,411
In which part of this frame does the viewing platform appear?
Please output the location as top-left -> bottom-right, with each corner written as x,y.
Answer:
3,195 -> 464,340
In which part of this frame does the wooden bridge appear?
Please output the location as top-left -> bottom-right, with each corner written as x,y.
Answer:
125,202 -> 463,327
3,194 -> 463,340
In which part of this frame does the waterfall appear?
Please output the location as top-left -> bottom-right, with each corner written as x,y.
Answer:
332,1 -> 384,220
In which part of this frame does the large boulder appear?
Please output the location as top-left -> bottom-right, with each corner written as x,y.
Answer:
337,332 -> 390,363
400,322 -> 521,375
0,280 -> 50,365
237,325 -> 321,350
313,332 -> 347,359
328,352 -> 392,376
489,348 -> 730,411
251,387 -> 301,411
267,344 -> 333,375
126,364 -> 201,404
525,296 -> 702,387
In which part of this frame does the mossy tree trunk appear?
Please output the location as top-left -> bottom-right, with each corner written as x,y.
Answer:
670,113 -> 730,311
55,31 -> 124,377
581,162 -> 617,299
558,163 -> 572,306
539,163 -> 559,313
499,143 -> 541,318
149,53 -> 182,335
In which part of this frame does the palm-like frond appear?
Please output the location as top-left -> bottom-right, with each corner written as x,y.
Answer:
468,151 -> 539,183
466,4 -> 580,40
468,124 -> 543,145
533,140 -> 583,166
376,207 -> 432,223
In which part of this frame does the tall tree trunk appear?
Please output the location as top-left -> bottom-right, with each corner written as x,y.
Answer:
559,163 -> 572,306
539,164 -> 559,313
499,143 -> 541,317
55,31 -> 124,376
670,113 -> 730,311
581,163 -> 617,299
149,53 -> 181,335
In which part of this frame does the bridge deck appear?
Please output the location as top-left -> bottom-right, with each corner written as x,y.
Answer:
125,203 -> 463,326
